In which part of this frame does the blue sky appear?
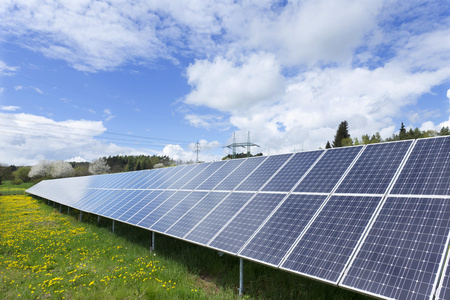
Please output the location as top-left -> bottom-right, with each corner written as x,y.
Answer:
0,0 -> 449,166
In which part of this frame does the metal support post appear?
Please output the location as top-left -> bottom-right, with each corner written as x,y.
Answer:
68,207 -> 70,214
53,201 -> 55,207
59,204 -> 62,213
239,258 -> 244,297
112,220 -> 115,233
98,215 -> 100,223
151,231 -> 155,251
79,211 -> 82,222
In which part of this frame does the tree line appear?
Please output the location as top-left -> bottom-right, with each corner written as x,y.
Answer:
327,121 -> 450,149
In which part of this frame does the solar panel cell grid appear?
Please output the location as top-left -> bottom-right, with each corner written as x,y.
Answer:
184,192 -> 255,245
208,193 -> 286,254
281,195 -> 381,283
106,190 -> 144,219
213,156 -> 266,191
181,161 -> 226,190
391,137 -> 450,195
240,194 -> 327,266
196,159 -> 244,190
126,191 -> 176,225
117,190 -> 163,222
341,197 -> 450,300
136,191 -> 191,228
166,192 -> 230,238
437,255 -> 450,300
235,154 -> 292,191
155,165 -> 194,189
262,150 -> 323,192
294,146 -> 363,193
336,141 -> 413,194
150,191 -> 208,233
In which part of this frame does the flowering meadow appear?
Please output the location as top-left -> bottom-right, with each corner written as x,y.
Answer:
0,195 -> 220,299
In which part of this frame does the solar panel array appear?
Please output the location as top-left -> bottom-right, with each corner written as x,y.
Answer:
26,136 -> 450,300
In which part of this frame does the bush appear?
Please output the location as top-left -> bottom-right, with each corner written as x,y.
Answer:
12,178 -> 23,185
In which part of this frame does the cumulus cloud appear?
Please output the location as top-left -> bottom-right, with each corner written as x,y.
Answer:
0,112 -> 144,165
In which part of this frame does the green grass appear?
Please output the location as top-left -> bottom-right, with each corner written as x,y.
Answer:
0,193 -> 373,299
0,181 -> 34,195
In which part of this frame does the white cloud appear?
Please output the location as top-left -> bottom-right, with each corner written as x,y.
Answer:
103,109 -> 115,121
0,60 -> 17,76
184,114 -> 229,130
0,106 -> 21,111
0,112 -> 146,165
14,85 -> 44,94
447,89 -> 450,102
185,53 -> 285,111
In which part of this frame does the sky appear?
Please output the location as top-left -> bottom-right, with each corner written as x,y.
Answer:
0,0 -> 450,166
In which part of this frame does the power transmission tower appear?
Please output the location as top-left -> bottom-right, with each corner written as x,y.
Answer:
224,131 -> 259,158
194,140 -> 201,163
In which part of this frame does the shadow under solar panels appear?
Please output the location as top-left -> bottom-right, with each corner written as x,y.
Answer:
281,195 -> 382,283
340,196 -> 450,300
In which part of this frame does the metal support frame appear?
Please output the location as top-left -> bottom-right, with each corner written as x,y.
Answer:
59,204 -> 62,213
112,220 -> 115,233
98,215 -> 100,223
79,211 -> 82,222
68,207 -> 70,214
239,258 -> 244,297
53,201 -> 55,207
151,231 -> 155,251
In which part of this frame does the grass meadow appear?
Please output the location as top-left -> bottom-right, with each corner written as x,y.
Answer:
0,184 -> 371,299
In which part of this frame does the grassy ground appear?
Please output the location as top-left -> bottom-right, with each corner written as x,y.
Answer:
0,185 -> 372,299
0,181 -> 34,195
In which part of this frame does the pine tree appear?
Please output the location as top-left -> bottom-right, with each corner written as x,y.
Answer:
325,141 -> 332,149
399,122 -> 407,140
332,121 -> 350,148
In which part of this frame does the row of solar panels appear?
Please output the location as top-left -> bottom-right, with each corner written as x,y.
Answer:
27,136 -> 450,300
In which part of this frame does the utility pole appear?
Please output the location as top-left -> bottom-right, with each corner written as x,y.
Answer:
224,131 -> 259,159
194,140 -> 201,163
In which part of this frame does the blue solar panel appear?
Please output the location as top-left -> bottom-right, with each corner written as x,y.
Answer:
181,161 -> 226,190
281,195 -> 381,283
127,169 -> 160,189
235,154 -> 292,191
136,191 -> 191,228
150,191 -> 208,233
391,136 -> 450,195
336,140 -> 413,194
294,146 -> 363,193
341,197 -> 450,300
117,190 -> 163,222
208,193 -> 286,254
262,150 -> 323,192
239,194 -> 327,266
437,254 -> 450,300
126,191 -> 175,225
92,190 -> 130,215
167,163 -> 211,189
79,189 -> 120,212
166,192 -> 230,238
196,160 -> 245,190
156,164 -> 196,189
213,156 -> 266,191
185,192 -> 255,245
143,166 -> 182,189
106,190 -> 145,219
